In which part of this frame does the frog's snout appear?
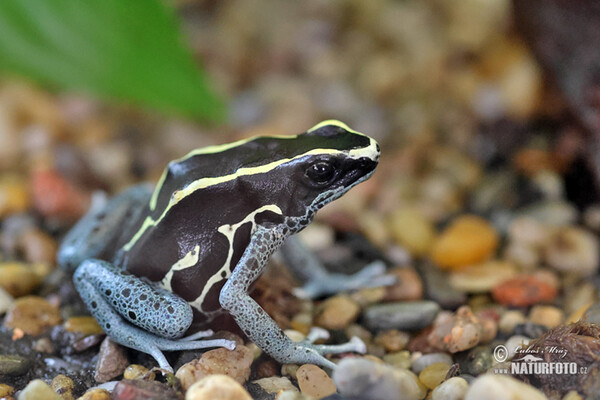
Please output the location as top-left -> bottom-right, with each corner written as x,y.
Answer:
357,156 -> 378,173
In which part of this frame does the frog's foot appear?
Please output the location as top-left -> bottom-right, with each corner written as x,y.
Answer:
281,336 -> 366,370
293,260 -> 397,299
179,329 -> 215,341
305,327 -> 330,343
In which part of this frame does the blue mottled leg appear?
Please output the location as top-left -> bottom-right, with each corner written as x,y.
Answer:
74,259 -> 235,372
220,227 -> 365,370
281,235 -> 396,299
58,184 -> 152,271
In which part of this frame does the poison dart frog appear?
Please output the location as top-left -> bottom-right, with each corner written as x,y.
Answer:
58,120 -> 385,371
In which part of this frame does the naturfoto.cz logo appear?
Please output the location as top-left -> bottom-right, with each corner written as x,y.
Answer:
492,344 -> 588,375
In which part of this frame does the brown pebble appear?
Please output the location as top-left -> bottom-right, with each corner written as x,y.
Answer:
296,364 -> 337,399
33,337 -> 55,353
252,358 -> 280,379
19,228 -> 58,266
123,364 -> 154,380
374,329 -> 410,352
175,344 -> 253,390
30,168 -> 90,221
76,388 -> 111,400
384,267 -> 424,302
64,316 -> 103,335
185,375 -> 252,400
0,263 -> 42,297
492,274 -> 557,307
0,383 -> 14,397
112,379 -> 179,400
94,337 -> 129,383
0,175 -> 30,218
315,295 -> 361,330
428,306 -> 482,353
4,295 -> 61,335
51,374 -> 74,400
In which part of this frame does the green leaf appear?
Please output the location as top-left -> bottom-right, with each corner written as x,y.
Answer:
0,0 -> 225,122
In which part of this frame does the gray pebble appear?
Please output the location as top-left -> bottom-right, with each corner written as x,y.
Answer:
411,353 -> 453,374
460,346 -> 493,376
420,263 -> 467,309
514,322 -> 548,339
363,301 -> 440,331
0,354 -> 32,376
583,302 -> 600,324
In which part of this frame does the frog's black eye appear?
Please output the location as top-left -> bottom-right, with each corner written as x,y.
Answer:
305,161 -> 337,185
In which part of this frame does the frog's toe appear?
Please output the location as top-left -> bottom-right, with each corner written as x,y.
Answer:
305,327 -> 330,344
180,329 -> 215,341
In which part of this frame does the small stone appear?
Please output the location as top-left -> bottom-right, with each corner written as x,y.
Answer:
0,263 -> 42,297
464,375 -> 547,400
0,354 -> 32,376
17,379 -> 62,400
419,362 -> 451,389
0,286 -> 14,314
0,383 -> 14,397
383,350 -> 412,369
431,215 -> 499,271
19,228 -> 58,266
296,364 -> 336,399
431,376 -> 469,400
514,322 -> 548,339
334,358 -> 426,400
33,337 -> 55,353
0,175 -> 30,218
112,379 -> 179,400
498,311 -> 527,335
4,295 -> 61,335
504,242 -> 539,270
315,295 -> 361,330
507,217 -> 549,247
123,364 -> 153,380
384,267 -> 424,302
544,226 -> 599,276
363,301 -> 440,331
76,388 -> 111,400
504,335 -> 531,359
411,353 -> 453,374
421,263 -> 467,309
94,337 -> 129,383
428,306 -> 482,353
582,302 -> 600,324
253,358 -> 279,379
31,168 -> 90,221
64,316 -> 103,335
374,329 -> 410,353
351,287 -> 386,307
185,375 -> 252,400
461,346 -> 493,376
491,274 -> 557,307
528,305 -> 564,329
51,374 -> 74,400
253,376 -> 299,394
175,344 -> 253,390
562,390 -> 583,400
449,261 -> 517,293
388,207 -> 436,257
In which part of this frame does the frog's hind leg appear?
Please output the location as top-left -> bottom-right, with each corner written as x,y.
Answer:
73,259 -> 235,372
58,184 -> 153,271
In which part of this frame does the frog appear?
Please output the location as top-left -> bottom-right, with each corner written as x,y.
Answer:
57,120 -> 384,372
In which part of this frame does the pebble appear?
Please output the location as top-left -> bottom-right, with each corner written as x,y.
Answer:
582,302 -> 600,324
528,305 -> 564,329
112,380 -> 179,400
94,338 -> 129,383
507,217 -> 549,247
0,384 -> 14,398
431,376 -> 469,400
315,295 -> 361,330
419,362 -> 451,389
449,261 -> 517,293
123,364 -> 153,380
421,263 -> 467,309
431,215 -> 499,271
411,353 -> 453,374
17,379 -> 62,400
76,388 -> 111,400
253,376 -> 299,394
175,344 -> 254,389
461,346 -> 493,375
64,316 -> 103,335
4,295 -> 62,335
51,374 -> 74,400
0,262 -> 42,297
513,322 -> 548,339
19,228 -> 58,266
383,350 -> 411,369
296,364 -> 337,399
351,286 -> 386,307
185,375 -> 252,400
363,301 -> 440,331
498,310 -> 527,335
504,335 -> 531,359
374,329 -> 410,352
428,306 -> 482,353
0,286 -> 14,315
544,226 -> 599,276
333,358 -> 426,400
30,168 -> 90,221
519,201 -> 578,226
388,207 -> 435,257
491,274 -> 557,307
464,375 -> 547,400
0,354 -> 32,376
383,267 -> 424,302
0,175 -> 30,218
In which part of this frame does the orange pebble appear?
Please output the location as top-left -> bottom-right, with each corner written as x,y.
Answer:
491,275 -> 557,307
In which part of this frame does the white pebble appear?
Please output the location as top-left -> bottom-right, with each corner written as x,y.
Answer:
432,376 -> 469,400
464,374 -> 547,400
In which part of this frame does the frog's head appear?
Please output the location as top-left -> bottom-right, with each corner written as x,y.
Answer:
148,120 -> 379,231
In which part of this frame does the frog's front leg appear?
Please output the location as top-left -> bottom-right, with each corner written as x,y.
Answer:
281,235 -> 396,299
220,226 -> 366,370
74,259 -> 235,372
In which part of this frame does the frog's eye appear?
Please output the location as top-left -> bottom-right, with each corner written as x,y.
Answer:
305,161 -> 337,186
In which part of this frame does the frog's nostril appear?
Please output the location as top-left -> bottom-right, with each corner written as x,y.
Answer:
376,143 -> 381,153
